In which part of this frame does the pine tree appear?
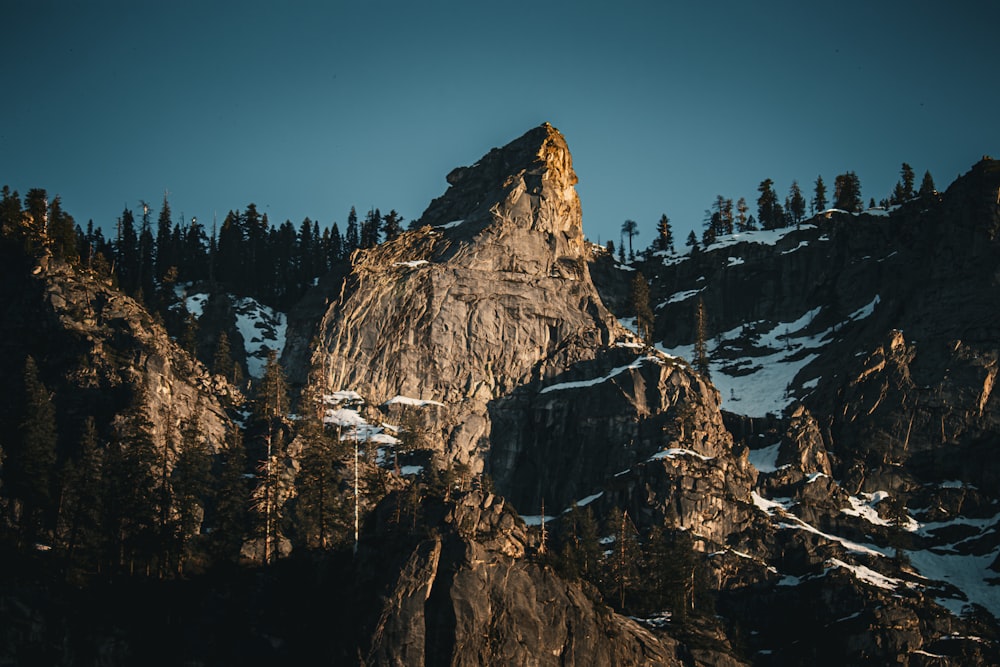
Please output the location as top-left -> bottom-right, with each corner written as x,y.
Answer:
685,229 -> 698,250
381,209 -> 404,242
621,219 -> 638,261
11,357 -> 58,545
360,208 -> 381,249
655,214 -> 674,253
58,417 -> 105,571
294,407 -> 346,550
212,332 -> 236,381
901,163 -> 915,200
138,201 -> 156,302
788,181 -> 806,224
601,508 -> 641,611
171,414 -> 213,571
833,171 -> 863,212
735,197 -> 749,232
757,179 -> 782,230
631,272 -> 654,344
918,170 -> 937,198
48,196 -> 79,263
155,194 -> 174,283
104,407 -> 160,574
329,222 -> 344,262
255,350 -> 289,422
694,298 -> 710,378
344,207 -> 359,255
812,175 -> 827,214
211,429 -> 249,564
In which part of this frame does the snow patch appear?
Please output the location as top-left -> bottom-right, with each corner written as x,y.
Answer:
541,356 -> 658,394
748,443 -> 782,473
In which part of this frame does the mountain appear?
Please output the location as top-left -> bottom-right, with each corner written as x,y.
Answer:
2,128 -> 999,665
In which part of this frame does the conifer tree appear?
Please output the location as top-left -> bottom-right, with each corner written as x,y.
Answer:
630,272 -> 654,345
381,209 -> 404,242
601,508 -> 641,611
360,208 -> 382,249
655,214 -> 674,253
344,206 -> 360,255
104,407 -> 160,574
757,179 -> 782,230
212,332 -> 236,381
211,429 -> 249,563
918,170 -> 937,198
735,197 -> 749,232
621,219 -> 638,261
11,356 -> 58,544
788,181 -> 806,224
255,350 -> 289,422
329,222 -> 344,262
172,414 -> 213,571
294,404 -> 346,550
685,230 -> 698,251
901,162 -> 915,199
137,201 -> 155,300
155,194 -> 174,283
48,196 -> 79,263
812,175 -> 827,214
833,171 -> 863,212
58,417 -> 105,570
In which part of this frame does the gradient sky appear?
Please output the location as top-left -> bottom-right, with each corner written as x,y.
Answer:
4,1 -> 998,250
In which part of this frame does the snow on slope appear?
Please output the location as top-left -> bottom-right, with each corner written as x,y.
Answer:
233,297 -> 287,378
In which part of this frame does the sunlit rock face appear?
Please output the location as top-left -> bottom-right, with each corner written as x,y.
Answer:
314,124 -> 623,467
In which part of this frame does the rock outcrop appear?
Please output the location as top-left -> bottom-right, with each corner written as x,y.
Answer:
357,489 -> 689,666
0,254 -> 237,458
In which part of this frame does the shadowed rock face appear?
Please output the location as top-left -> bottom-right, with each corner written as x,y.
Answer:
358,490 -> 685,667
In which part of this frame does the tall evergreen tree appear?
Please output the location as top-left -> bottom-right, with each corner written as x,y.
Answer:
294,410 -> 345,549
360,208 -> 382,249
918,170 -> 937,198
58,417 -> 105,570
757,179 -> 782,230
211,429 -> 249,563
735,197 -> 749,232
171,414 -> 213,571
833,171 -> 863,212
104,407 -> 160,573
685,229 -> 698,251
344,207 -> 359,255
788,181 -> 806,224
10,357 -> 58,543
138,201 -> 156,302
620,219 -> 638,261
900,163 -> 915,200
48,196 -> 79,263
381,209 -> 404,242
812,175 -> 827,214
116,207 -> 139,294
655,214 -> 674,253
329,222 -> 344,262
630,272 -> 654,345
155,194 -> 174,282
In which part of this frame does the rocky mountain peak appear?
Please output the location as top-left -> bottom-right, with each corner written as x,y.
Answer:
317,125 -> 625,471
416,122 -> 580,232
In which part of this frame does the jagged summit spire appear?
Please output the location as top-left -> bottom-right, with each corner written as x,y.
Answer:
413,123 -> 581,239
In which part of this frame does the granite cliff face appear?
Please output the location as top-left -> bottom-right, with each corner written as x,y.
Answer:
0,253 -> 237,460
313,125 -> 736,508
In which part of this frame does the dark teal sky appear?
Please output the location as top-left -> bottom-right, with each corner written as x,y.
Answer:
3,1 -> 997,248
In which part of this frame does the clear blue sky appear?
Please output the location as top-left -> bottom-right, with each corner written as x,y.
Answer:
3,1 -> 997,250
